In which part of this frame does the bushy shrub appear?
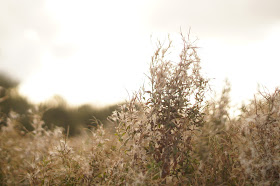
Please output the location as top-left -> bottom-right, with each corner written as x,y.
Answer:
193,81 -> 245,185
110,33 -> 208,184
238,88 -> 280,185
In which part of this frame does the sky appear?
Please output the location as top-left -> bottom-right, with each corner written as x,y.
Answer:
1,0 -> 280,109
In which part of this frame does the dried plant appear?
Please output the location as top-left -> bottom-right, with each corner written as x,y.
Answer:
194,81 -> 245,185
110,32 -> 208,184
238,88 -> 280,185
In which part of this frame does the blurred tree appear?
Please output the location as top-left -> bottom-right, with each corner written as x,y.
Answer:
0,72 -> 33,131
77,104 -> 119,127
0,72 -> 18,89
76,104 -> 95,127
42,106 -> 80,136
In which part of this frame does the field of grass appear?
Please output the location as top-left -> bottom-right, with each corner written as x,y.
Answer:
0,34 -> 279,185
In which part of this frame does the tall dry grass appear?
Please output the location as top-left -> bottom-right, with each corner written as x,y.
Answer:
0,33 -> 279,185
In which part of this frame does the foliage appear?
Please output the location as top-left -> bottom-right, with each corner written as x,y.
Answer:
0,72 -> 19,89
110,33 -> 208,184
238,88 -> 280,185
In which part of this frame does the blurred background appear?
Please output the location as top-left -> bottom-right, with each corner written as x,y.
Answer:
1,0 -> 280,134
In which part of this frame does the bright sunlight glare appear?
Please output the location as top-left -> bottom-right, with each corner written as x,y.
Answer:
7,0 -> 280,109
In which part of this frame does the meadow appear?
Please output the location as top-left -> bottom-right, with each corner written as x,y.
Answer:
0,33 -> 279,185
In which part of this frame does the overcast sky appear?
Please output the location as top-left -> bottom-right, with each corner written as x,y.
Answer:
1,0 -> 280,108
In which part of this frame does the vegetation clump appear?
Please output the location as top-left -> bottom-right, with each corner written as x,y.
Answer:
110,33 -> 208,184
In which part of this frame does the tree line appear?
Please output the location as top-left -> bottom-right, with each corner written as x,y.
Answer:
0,72 -> 118,136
